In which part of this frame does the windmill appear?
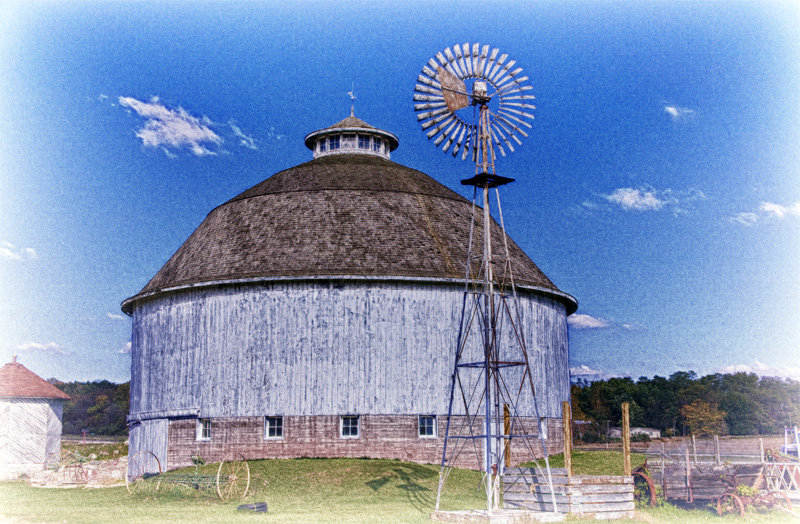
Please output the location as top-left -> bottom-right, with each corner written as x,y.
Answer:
414,43 -> 558,515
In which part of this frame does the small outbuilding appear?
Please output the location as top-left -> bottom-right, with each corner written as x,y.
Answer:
0,356 -> 70,479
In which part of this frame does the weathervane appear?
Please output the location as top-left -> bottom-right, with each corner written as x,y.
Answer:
414,43 -> 555,516
348,83 -> 357,116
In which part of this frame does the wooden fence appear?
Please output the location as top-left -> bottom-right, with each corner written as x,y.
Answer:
503,467 -> 634,519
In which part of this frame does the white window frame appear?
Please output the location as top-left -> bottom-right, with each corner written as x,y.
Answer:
318,139 -> 327,152
418,415 -> 437,439
358,134 -> 370,149
329,136 -> 340,150
264,415 -> 283,440
372,137 -> 382,152
340,415 -> 360,439
342,134 -> 356,149
196,418 -> 211,441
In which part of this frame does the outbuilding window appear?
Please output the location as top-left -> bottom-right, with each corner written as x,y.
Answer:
196,418 -> 211,441
340,415 -> 360,439
265,416 -> 283,439
419,415 -> 437,438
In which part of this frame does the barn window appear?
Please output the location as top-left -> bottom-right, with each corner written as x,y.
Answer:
329,136 -> 340,150
358,135 -> 370,149
340,415 -> 360,438
342,134 -> 356,149
318,139 -> 327,152
372,137 -> 382,152
265,416 -> 283,439
418,415 -> 437,438
196,418 -> 211,441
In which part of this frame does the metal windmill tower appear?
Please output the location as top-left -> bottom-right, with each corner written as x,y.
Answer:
414,43 -> 558,515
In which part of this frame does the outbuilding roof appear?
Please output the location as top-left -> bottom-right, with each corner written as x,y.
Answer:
0,358 -> 70,400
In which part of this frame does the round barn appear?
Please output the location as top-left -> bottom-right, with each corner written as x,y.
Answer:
122,115 -> 577,471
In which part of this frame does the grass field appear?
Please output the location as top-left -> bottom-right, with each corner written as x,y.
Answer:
0,452 -> 795,524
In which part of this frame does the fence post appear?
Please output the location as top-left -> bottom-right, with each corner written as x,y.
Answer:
692,435 -> 697,464
759,438 -> 764,463
661,441 -> 666,492
504,404 -> 511,468
714,435 -> 720,465
562,401 -> 572,477
622,402 -> 631,476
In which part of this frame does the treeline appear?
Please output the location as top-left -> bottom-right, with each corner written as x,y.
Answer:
48,379 -> 130,436
572,371 -> 800,440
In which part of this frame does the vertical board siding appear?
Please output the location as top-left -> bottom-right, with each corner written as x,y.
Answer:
130,280 -> 570,459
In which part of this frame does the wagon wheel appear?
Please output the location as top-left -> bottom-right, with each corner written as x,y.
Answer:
126,450 -> 162,495
761,491 -> 792,512
717,493 -> 745,517
632,471 -> 657,507
216,453 -> 250,501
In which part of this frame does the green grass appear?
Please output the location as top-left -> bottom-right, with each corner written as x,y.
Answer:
61,441 -> 128,461
534,450 -> 648,476
0,455 -> 795,524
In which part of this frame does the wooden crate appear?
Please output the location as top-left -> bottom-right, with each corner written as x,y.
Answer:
503,468 -> 634,520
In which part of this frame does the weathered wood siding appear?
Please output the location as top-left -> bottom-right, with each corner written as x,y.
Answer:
0,398 -> 63,469
131,280 -> 568,418
128,418 -> 169,473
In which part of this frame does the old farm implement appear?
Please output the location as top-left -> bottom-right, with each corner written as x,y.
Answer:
126,451 -> 250,500
634,436 -> 798,517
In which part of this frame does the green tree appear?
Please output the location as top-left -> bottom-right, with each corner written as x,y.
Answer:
680,399 -> 727,437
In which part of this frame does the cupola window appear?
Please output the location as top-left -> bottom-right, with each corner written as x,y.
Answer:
358,135 -> 370,149
318,139 -> 327,152
329,136 -> 340,150
372,138 -> 382,152
342,134 -> 356,149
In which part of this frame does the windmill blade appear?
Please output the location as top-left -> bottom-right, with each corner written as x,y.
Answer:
435,119 -> 459,147
421,65 -> 439,81
498,86 -> 534,99
416,107 -> 451,121
496,114 -> 529,138
427,58 -> 439,72
492,60 -> 516,87
487,53 -> 507,82
461,125 -> 475,160
476,44 -> 489,77
496,76 -> 529,94
454,45 -> 469,79
451,123 -> 467,156
417,74 -> 441,89
496,67 -> 525,89
426,115 -> 456,139
499,107 -> 535,120
483,48 -> 499,80
413,94 -> 445,102
471,43 -> 481,76
421,112 -> 453,130
501,102 -> 536,110
414,102 -> 447,111
415,84 -> 442,96
490,118 -> 515,153
502,94 -> 536,101
444,47 -> 465,79
442,121 -> 464,153
462,43 -> 473,76
497,110 -> 533,128
495,119 -> 523,145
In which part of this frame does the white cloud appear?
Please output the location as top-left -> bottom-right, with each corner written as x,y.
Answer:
730,201 -> 800,226
229,120 -> 257,150
605,188 -> 666,211
665,105 -> 694,120
118,96 -> 223,157
16,342 -> 67,355
760,201 -> 800,219
106,312 -> 127,321
1,241 -> 38,261
117,342 -> 132,355
719,361 -> 800,382
568,314 -> 611,329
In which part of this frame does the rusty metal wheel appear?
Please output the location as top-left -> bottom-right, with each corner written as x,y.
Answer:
126,450 -> 162,495
216,453 -> 250,501
717,493 -> 745,517
633,471 -> 657,507
762,491 -> 792,512
45,449 -> 75,470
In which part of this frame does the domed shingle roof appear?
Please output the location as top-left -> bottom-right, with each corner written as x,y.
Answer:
123,152 -> 575,313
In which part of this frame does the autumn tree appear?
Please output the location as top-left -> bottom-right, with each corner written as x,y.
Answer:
680,399 -> 727,437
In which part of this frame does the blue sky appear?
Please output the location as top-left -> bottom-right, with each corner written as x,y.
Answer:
1,1 -> 797,384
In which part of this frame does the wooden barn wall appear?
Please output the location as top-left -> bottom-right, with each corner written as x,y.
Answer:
0,398 -> 62,466
128,418 -> 169,471
130,280 -> 569,422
